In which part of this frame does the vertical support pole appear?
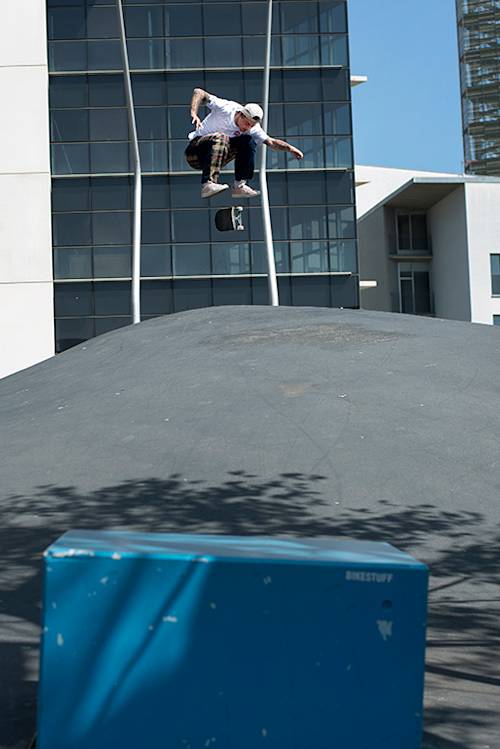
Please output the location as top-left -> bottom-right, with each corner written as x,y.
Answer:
259,0 -> 279,306
116,0 -> 142,324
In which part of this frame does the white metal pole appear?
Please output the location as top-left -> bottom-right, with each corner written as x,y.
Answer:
116,0 -> 142,324
259,0 -> 279,306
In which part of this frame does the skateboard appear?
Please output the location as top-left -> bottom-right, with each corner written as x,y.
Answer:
214,206 -> 245,232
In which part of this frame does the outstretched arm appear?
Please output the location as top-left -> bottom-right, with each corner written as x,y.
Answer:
265,137 -> 303,160
190,88 -> 210,129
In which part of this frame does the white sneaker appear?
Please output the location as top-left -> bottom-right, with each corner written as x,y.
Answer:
201,181 -> 229,199
231,184 -> 260,198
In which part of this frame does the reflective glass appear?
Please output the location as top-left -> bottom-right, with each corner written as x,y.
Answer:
131,73 -> 166,105
212,278 -> 252,305
143,176 -> 170,209
172,279 -> 212,312
169,106 -> 192,138
205,72 -> 245,103
290,206 -> 327,240
50,75 -> 88,108
172,244 -> 211,276
49,41 -> 87,72
88,40 -> 122,70
328,206 -> 355,238
48,7 -> 86,40
166,71 -> 201,104
326,171 -> 354,205
319,1 -> 347,33
268,104 -> 285,136
55,317 -> 94,353
128,39 -> 165,69
86,6 -> 119,38
52,143 -> 90,175
324,136 -> 352,167
251,276 -> 269,305
93,246 -> 132,277
140,141 -> 168,172
95,317 -> 131,335
287,172 -> 325,205
51,110 -> 89,142
170,141 -> 190,172
141,280 -> 174,315
291,276 -> 330,306
90,109 -> 129,141
242,36 -> 281,67
249,207 -> 288,241
94,281 -> 131,315
91,142 -> 130,173
89,75 -> 125,106
165,5 -> 203,36
52,178 -> 90,212
282,35 -> 320,66
212,242 -> 250,275
141,244 -> 172,276
285,103 -> 322,137
203,4 -> 242,35
250,242 -> 289,273
331,275 -> 357,307
54,282 -> 93,315
242,3 -> 280,34
143,210 -> 171,243
171,210 -> 209,242
323,102 -> 351,134
165,38 -> 204,69
205,38 -> 242,68
54,247 -> 92,279
291,241 -> 329,273
322,68 -> 349,101
91,177 -> 132,210
245,70 -> 282,102
320,35 -> 348,66
124,6 -> 164,37
136,108 -> 167,140
93,212 -> 132,245
169,175 -> 203,208
281,3 -> 318,34
491,255 -> 500,294
283,70 -> 322,102
287,137 -> 325,169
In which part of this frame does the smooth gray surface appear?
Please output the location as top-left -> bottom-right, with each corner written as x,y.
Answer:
1,306 -> 499,748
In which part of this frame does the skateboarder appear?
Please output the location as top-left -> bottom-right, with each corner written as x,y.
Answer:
185,88 -> 304,199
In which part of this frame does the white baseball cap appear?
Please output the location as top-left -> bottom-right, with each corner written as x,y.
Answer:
239,103 -> 264,122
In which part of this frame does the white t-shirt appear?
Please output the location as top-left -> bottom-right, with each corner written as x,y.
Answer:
188,95 -> 269,144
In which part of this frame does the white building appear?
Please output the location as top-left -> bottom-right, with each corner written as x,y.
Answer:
356,164 -> 500,326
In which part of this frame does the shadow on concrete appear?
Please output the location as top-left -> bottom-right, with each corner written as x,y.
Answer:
1,473 -> 499,748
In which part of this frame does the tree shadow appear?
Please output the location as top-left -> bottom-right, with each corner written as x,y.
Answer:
1,473 -> 499,748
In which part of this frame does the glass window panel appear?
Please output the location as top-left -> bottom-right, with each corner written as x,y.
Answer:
140,141 -> 168,172
141,244 -> 172,276
251,276 -> 269,305
52,143 -> 90,175
249,206 -> 288,241
322,68 -> 349,101
128,39 -> 165,70
48,0 -> 86,6
88,40 -> 122,70
143,210 -> 171,243
52,178 -> 90,212
414,271 -> 431,315
90,142 -> 130,173
491,255 -> 500,295
291,276 -> 330,307
245,70 -> 282,102
89,108 -> 129,141
49,41 -> 87,72
290,206 -> 327,240
319,1 -> 347,33
51,110 -> 89,142
328,206 -> 355,238
287,137 -> 325,169
276,275 -> 292,306
50,75 -> 88,108
287,172 -> 325,205
326,171 -> 354,205
94,281 -> 131,315
55,317 -> 94,353
54,247 -> 92,279
285,103 -> 322,137
397,215 -> 411,249
165,38 -> 204,69
171,210 -> 209,242
166,72 -> 202,104
93,212 -> 132,245
141,280 -> 174,315
323,102 -> 351,134
400,277 -> 413,314
330,239 -> 358,273
170,140 -> 189,172
266,148 -> 286,169
89,74 -> 125,106
87,6 -> 119,38
291,241 -> 329,273
131,73 -> 166,105
242,3 -> 280,34
205,72 -> 245,104
93,245 -> 132,277
282,35 -> 321,66
169,106 -> 192,139
320,35 -> 348,66
411,215 -> 428,250
203,4 -> 241,35
172,279 -> 212,312
165,5 -> 202,36
324,136 -> 352,167
95,317 -> 131,335
48,7 -> 86,40
268,104 -> 285,136
169,175 -> 203,208
124,6 -> 164,37
142,176 -> 170,209
242,36 -> 281,67
267,173 -> 288,206
212,278 -> 252,305
205,38 -> 242,68
172,244 -> 211,276
91,177 -> 132,210
330,275 -> 357,308
136,108 -> 167,140
281,2 -> 318,34
54,282 -> 93,316
250,241 -> 289,273
493,316 -> 500,326
283,70 -> 322,102
212,242 -> 250,275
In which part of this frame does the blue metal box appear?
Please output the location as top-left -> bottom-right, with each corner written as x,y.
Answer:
38,531 -> 428,749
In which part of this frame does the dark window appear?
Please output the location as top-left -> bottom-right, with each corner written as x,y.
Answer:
330,239 -> 357,272
166,72 -> 201,104
291,276 -> 330,307
213,278 -> 252,305
282,35 -> 321,66
165,5 -> 203,36
319,1 -> 347,33
205,71 -> 245,103
285,103 -> 322,137
55,317 -> 94,353
411,215 -> 428,251
171,210 -> 210,243
141,244 -> 172,277
86,6 -> 119,39
124,6 -> 164,37
169,106 -> 193,138
242,3 -> 280,34
54,282 -> 93,316
89,109 -> 129,141
50,75 -> 88,108
51,110 -> 89,142
142,176 -> 170,209
169,175 -> 203,208
320,35 -> 348,66
90,142 -> 130,173
53,212 -> 92,246
54,247 -> 92,279
143,210 -> 171,243
48,7 -> 86,40
328,206 -> 355,238
397,215 -> 411,249
141,280 -> 174,315
94,281 -> 131,315
91,177 -> 132,210
243,37 -> 281,67
322,68 -> 349,102
281,2 -> 318,34
287,172 -> 325,205
331,275 -> 358,307
323,102 -> 351,134
49,41 -> 87,72
325,136 -> 352,168
93,212 -> 132,245
205,38 -> 242,68
95,317 -> 131,335
172,244 -> 211,276
88,40 -> 122,70
172,279 -> 212,312
132,73 -> 167,105
491,255 -> 500,295
414,271 -> 431,315
291,241 -> 329,273
326,171 -> 354,205
493,315 -> 500,325
52,143 -> 90,175
128,39 -> 165,70
136,108 -> 167,140
290,207 -> 328,240
139,142 -> 169,172
52,178 -> 90,212
283,70 -> 322,102
204,4 -> 242,35
89,75 -> 125,107
93,246 -> 132,278
212,243 -> 250,275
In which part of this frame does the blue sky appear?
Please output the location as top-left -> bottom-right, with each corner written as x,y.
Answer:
347,0 -> 464,173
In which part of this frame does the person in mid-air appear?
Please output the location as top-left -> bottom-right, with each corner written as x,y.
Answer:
186,88 -> 304,199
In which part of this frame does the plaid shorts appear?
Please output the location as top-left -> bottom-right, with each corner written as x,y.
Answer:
185,134 -> 238,181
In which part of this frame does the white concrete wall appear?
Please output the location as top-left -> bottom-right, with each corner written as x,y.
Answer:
464,183 -> 500,325
428,187 -> 471,322
0,0 -> 54,379
358,207 -> 395,311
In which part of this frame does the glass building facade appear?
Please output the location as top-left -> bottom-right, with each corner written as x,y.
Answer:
456,0 -> 500,175
47,0 -> 359,352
